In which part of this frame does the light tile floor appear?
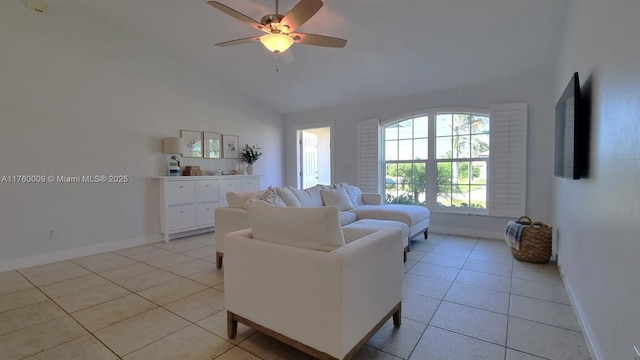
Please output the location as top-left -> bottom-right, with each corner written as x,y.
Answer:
0,233 -> 591,360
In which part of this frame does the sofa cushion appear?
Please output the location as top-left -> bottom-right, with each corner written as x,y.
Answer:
247,202 -> 345,252
286,185 -> 324,207
342,219 -> 409,246
227,190 -> 265,209
275,187 -> 301,207
338,211 -> 357,226
262,187 -> 286,207
321,187 -> 353,211
349,204 -> 430,226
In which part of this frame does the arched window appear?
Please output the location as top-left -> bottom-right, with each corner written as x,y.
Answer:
383,109 -> 490,214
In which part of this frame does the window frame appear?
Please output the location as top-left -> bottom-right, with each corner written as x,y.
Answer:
382,107 -> 490,215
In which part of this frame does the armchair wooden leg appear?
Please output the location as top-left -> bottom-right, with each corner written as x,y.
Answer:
227,312 -> 238,339
216,252 -> 223,269
393,304 -> 401,328
403,249 -> 408,262
423,229 -> 428,239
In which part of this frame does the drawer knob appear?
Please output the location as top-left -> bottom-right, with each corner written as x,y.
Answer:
179,211 -> 184,214
179,186 -> 183,189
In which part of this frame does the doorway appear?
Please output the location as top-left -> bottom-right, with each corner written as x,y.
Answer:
297,126 -> 332,188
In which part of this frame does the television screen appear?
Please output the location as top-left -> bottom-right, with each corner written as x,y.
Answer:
554,72 -> 585,179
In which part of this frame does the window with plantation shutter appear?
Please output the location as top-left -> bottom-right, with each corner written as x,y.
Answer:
357,118 -> 381,193
489,103 -> 527,217
377,104 -> 527,216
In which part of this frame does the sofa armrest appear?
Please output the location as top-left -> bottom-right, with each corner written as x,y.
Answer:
361,193 -> 383,205
224,228 -> 403,359
214,207 -> 250,253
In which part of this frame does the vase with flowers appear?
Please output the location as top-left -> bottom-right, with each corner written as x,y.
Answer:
241,144 -> 262,175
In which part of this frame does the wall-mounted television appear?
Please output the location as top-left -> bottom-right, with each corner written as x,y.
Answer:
554,72 -> 588,179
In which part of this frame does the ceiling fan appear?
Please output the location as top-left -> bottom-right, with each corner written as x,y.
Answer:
207,0 -> 347,54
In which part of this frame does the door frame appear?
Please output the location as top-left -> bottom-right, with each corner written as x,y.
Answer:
294,121 -> 335,189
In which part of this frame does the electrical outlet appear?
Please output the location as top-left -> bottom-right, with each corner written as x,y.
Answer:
633,345 -> 640,360
47,228 -> 56,240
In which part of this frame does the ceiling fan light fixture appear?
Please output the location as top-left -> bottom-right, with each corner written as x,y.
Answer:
260,33 -> 294,53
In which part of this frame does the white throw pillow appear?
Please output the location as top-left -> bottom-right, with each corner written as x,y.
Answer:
261,186 -> 286,207
247,202 -> 345,251
320,187 -> 353,211
286,185 -> 324,207
275,187 -> 301,207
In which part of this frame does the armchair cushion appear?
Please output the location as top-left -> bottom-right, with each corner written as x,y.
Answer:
247,202 -> 345,252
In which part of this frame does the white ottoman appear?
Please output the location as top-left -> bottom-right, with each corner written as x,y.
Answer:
342,219 -> 410,261
349,204 -> 430,239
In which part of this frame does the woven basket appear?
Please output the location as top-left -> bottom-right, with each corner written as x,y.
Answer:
511,216 -> 552,263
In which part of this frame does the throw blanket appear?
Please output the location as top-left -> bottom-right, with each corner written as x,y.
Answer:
505,221 -> 525,250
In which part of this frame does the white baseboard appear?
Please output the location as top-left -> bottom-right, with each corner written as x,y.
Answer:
0,234 -> 163,272
558,264 -> 603,360
428,225 -> 503,240
165,227 -> 214,241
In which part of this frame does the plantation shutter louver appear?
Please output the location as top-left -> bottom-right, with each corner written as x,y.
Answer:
357,118 -> 381,193
489,103 -> 528,217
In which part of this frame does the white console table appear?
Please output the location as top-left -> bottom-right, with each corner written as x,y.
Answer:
159,175 -> 260,241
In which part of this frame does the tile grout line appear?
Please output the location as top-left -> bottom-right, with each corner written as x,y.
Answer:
402,235 -> 450,360
504,252 -> 514,360
105,242 -> 243,359
12,241 -> 228,360
10,269 -> 123,359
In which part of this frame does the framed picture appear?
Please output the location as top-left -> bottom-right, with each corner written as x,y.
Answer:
203,132 -> 222,159
180,130 -> 203,158
222,134 -> 239,159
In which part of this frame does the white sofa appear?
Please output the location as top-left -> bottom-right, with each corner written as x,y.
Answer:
214,184 -> 430,268
224,203 -> 403,360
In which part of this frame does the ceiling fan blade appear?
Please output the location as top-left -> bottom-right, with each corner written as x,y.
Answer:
215,36 -> 261,47
291,33 -> 347,48
280,0 -> 323,33
207,1 -> 268,33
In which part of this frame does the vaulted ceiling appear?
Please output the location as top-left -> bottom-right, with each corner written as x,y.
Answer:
71,0 -> 568,114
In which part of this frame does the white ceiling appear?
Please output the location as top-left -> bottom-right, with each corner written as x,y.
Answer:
70,0 -> 568,114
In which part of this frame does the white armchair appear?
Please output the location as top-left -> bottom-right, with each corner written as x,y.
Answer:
224,203 -> 404,360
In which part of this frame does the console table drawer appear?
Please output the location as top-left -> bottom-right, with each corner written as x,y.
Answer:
242,178 -> 260,191
195,180 -> 219,202
165,181 -> 195,205
195,203 -> 216,227
166,205 -> 195,231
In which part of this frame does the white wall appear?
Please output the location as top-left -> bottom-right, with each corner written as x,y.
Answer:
554,0 -> 640,358
0,1 -> 284,267
285,76 -> 556,238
